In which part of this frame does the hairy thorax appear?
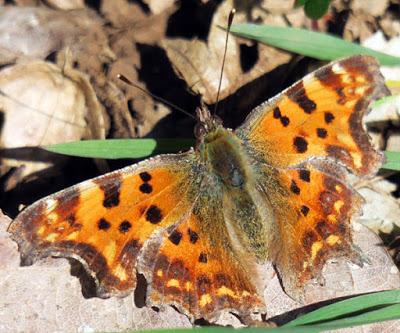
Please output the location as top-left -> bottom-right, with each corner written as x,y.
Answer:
200,127 -> 249,188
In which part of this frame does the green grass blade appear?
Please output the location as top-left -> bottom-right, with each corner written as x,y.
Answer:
304,0 -> 331,19
44,139 -> 194,159
309,303 -> 400,330
134,327 -> 325,333
45,139 -> 400,173
383,151 -> 400,171
372,95 -> 399,108
285,290 -> 400,327
230,24 -> 400,66
295,0 -> 306,6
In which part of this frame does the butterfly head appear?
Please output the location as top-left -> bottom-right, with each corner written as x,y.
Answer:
194,105 -> 223,142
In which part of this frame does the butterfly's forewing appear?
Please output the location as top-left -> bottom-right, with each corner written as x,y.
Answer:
237,55 -> 389,175
236,55 -> 389,299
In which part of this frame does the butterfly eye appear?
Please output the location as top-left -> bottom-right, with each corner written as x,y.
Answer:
194,123 -> 207,139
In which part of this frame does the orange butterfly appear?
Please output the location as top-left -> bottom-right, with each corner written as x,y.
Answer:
9,55 -> 389,322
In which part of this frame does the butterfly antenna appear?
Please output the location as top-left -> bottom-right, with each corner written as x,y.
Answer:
213,8 -> 236,115
117,74 -> 197,121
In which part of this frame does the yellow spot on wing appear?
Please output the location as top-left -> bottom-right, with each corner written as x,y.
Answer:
217,286 -> 236,298
37,225 -> 46,235
66,231 -> 79,240
311,241 -> 323,260
334,200 -> 344,212
355,76 -> 366,83
113,264 -> 127,281
242,291 -> 251,297
337,133 -> 353,146
47,212 -> 59,223
45,233 -> 58,242
335,185 -> 343,193
104,241 -> 116,262
355,87 -> 367,95
326,235 -> 340,246
167,279 -> 180,288
328,214 -> 337,222
345,100 -> 357,108
156,269 -> 163,277
350,152 -> 362,169
185,281 -> 192,291
199,294 -> 212,307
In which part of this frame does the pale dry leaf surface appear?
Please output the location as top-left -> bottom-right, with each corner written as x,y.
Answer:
0,61 -> 105,186
351,0 -> 389,17
0,6 -> 109,65
387,131 -> 400,152
143,0 -> 175,15
357,179 -> 400,234
43,0 -> 85,10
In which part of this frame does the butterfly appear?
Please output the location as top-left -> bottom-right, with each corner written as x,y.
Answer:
9,55 -> 389,323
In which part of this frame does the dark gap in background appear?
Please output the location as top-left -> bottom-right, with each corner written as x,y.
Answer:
166,0 -> 222,40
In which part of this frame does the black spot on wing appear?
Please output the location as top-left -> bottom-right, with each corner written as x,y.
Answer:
273,107 -> 281,118
288,81 -> 316,114
317,128 -> 328,138
98,218 -> 111,230
290,180 -> 301,195
324,112 -> 335,124
280,116 -> 290,127
198,252 -> 208,263
168,230 -> 182,245
299,169 -> 310,182
119,220 -> 132,233
301,205 -> 310,216
139,183 -> 153,194
146,205 -> 163,224
95,174 -> 122,208
293,136 -> 308,153
188,228 -> 199,244
139,172 -> 152,182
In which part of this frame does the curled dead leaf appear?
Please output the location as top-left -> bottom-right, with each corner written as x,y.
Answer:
43,0 -> 85,10
161,0 -> 291,105
142,0 -> 175,14
0,6 -> 112,65
0,61 -> 105,188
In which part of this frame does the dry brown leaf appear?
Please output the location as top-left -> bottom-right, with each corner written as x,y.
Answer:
0,7 -> 111,65
161,0 -> 291,105
343,12 -> 377,42
143,0 -> 175,14
351,0 -> 390,17
256,0 -> 296,15
43,0 -> 85,10
356,178 -> 400,234
0,61 -> 105,187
